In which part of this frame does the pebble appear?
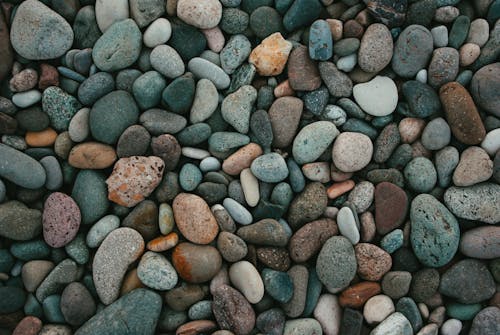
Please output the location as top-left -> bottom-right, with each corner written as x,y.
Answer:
374,182 -> 408,234
292,121 -> 339,165
453,146 -> 493,186
251,152 -> 288,183
220,35 -> 251,75
319,62 -> 352,98
358,23 -> 393,73
283,265 -> 309,317
309,20 -> 333,61
256,308 -> 286,335
337,207 -> 360,245
382,271 -> 412,299
72,170 -> 109,225
363,295 -> 395,324
249,33 -> 292,76
481,128 -> 500,155
95,0 -> 129,32
283,318 -> 322,335
339,281 -> 381,309
190,79 -> 219,123
353,76 -> 398,116
12,316 -> 42,335
316,236 -> 356,293
212,285 -> 255,335
85,215 -> 119,248
392,25 -> 434,78
92,19 -> 142,72
173,193 -> 219,244
42,86 -> 82,132
370,312 -> 412,335
469,307 -> 500,335
221,85 -> 257,134
177,0 -> 222,29
10,68 -> 38,93
10,0 -> 74,60
60,282 -> 96,326
36,258 -> 79,302
470,63 -> 500,117
332,132 -> 373,172
459,43 -> 480,66
460,226 -> 500,259
143,18 -> 172,48
440,319 -> 462,335
229,261 -> 264,304
137,251 -> 178,290
421,117 -> 451,150
0,200 -> 42,241
21,260 -> 53,293
287,45 -> 322,91
428,47 -> 460,88
444,183 -> 500,224
42,192 -> 80,248
75,288 -> 162,335
237,218 -> 288,247
68,142 -> 117,169
355,243 -> 392,281
467,18 -> 489,47
404,157 -> 437,193
240,168 -> 259,207
223,197 -> 253,225
106,156 -> 164,207
150,45 -> 185,79
261,268 -> 293,303
269,97 -> 303,148
0,144 -> 46,189
188,57 -> 231,90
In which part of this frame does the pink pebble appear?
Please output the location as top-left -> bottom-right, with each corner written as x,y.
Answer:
42,192 -> 81,248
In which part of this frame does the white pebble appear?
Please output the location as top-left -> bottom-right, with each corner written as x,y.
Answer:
481,128 -> 500,156
199,156 -> 221,172
12,89 -> 41,108
182,147 -> 211,159
336,53 -> 357,72
416,69 -> 428,83
431,25 -> 448,48
143,18 -> 172,48
229,261 -> 264,304
363,294 -> 395,324
337,206 -> 360,244
313,294 -> 342,335
240,168 -> 260,207
441,319 -> 462,335
353,76 -> 398,117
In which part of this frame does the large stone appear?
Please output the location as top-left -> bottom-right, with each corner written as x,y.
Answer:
392,25 -> 433,78
444,183 -> 500,224
0,201 -> 41,241
358,23 -> 393,73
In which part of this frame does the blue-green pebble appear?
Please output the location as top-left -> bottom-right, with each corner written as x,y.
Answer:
179,163 -> 203,192
133,71 -> 167,110
381,229 -> 404,254
262,268 -> 294,303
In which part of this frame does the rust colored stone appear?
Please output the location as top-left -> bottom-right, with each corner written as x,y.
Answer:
339,282 -> 382,308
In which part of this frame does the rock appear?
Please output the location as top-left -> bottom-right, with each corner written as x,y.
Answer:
453,146 -> 493,186
469,307 -> 500,335
221,85 -> 257,134
188,57 -> 230,90
287,182 -> 327,229
358,23 -> 393,73
319,62 -> 352,98
237,218 -> 288,247
337,207 -> 360,245
190,79 -> 217,123
309,20 -> 333,61
392,25 -> 433,78
256,308 -> 285,335
150,45 -> 185,79
339,282 -> 381,309
130,0 -> 165,28
73,6 -> 101,49
316,236 -> 356,293
36,259 -> 79,302
213,285 -> 255,335
42,86 -> 82,132
363,295 -> 395,324
283,318 -> 322,335
269,97 -> 303,148
382,271 -> 412,299
0,144 -> 46,189
95,0 -> 129,32
470,63 -> 500,117
404,157 -> 437,193
248,32 -> 292,76
332,132 -> 373,172
282,0 -> 322,32
42,193 -> 80,248
375,182 -> 408,234
173,193 -> 219,244
444,183 -> 500,224
217,232 -> 247,262
355,243 -> 392,281
410,194 -> 460,267
440,259 -> 496,304
12,316 -> 42,335
293,121 -> 339,164
223,197 -> 253,225
68,142 -> 117,169
229,261 -> 264,304
22,260 -> 54,293
0,201 -> 42,241
140,109 -> 186,136
289,218 -> 338,262
435,146 -> 459,187
0,286 -> 26,314
481,128 -> 500,156
72,170 -> 108,225
370,312 -> 412,335
353,76 -> 397,116
366,0 -> 407,27
282,265 -> 309,317
173,242 -> 222,283
440,82 -> 486,145
0,6 -> 13,82
10,0 -> 73,60
460,226 -> 500,259
261,268 -> 293,303
460,43 -> 480,67
137,251 -> 178,290
421,117 -> 450,150
250,153 -> 288,183
74,289 -> 161,335
86,215 -> 119,248
428,47 -> 460,88
287,45 -> 321,91
122,200 -> 159,241
10,68 -> 38,93
106,156 -> 164,207
220,34 -> 251,75
177,0 -> 222,29
92,19 -> 142,72
60,282 -> 95,326
93,228 -> 144,305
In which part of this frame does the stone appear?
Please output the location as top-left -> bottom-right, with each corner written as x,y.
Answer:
150,45 -> 185,79
460,43 -> 480,67
353,76 -> 398,116
339,282 -> 381,309
382,271 -> 412,299
316,236 -> 356,293
392,25 -> 433,78
12,316 -> 42,335
36,259 -> 79,302
365,0 -> 407,27
220,34 -> 251,75
404,157 -> 437,193
122,200 -> 159,241
92,19 -> 142,72
173,193 -> 219,244
249,32 -> 292,76
237,218 -> 289,247
481,128 -> 500,156
269,97 -> 303,148
140,109 -> 187,135
138,251 -> 178,290
287,45 -> 321,91
469,307 -> 500,335
42,86 -> 82,132
116,125 -> 151,158
375,182 -> 408,234
460,226 -> 500,259
42,192 -> 80,248
370,312 -> 412,335
22,260 -> 54,293
169,22 -> 207,61
470,63 -> 500,117
427,47 -> 460,88
363,295 -> 395,324
440,259 -> 496,304
282,0 -> 322,32
355,243 -> 392,281
72,170 -> 109,225
130,0 -> 165,28
188,57 -> 230,90
309,20 -> 333,61
332,132 -> 373,172
292,121 -> 339,164
68,142 -> 117,169
74,289 -> 162,335
0,286 -> 26,314
283,265 -> 309,317
283,318 -> 322,335
421,117 -> 450,150
73,6 -> 101,49
95,0 -> 129,32
337,207 -> 360,244
132,71 -> 166,110
358,23 -> 393,73
177,0 -> 222,29
453,146 -> 493,186
410,194 -> 460,267
287,182 -> 327,229
229,261 -> 264,304
319,62 -> 352,98
106,156 -> 164,207
444,183 -> 500,224
0,144 -> 46,189
0,201 -> 42,241
190,78 -> 218,123
440,82 -> 486,145
60,282 -> 96,326
221,85 -> 257,134
10,0 -> 74,60
223,197 -> 253,225
212,285 -> 255,335
10,68 -> 38,92
251,153 -> 288,183
93,228 -> 144,305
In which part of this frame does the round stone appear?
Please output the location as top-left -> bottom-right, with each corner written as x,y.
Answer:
292,121 -> 339,164
452,146 -> 493,186
251,153 -> 289,183
404,157 -> 437,193
144,18 -> 172,48
150,45 -> 185,79
177,0 -> 222,29
470,63 -> 500,117
42,192 -> 80,248
137,251 -> 178,290
332,132 -> 373,172
353,76 -> 398,116
358,23 -> 393,73
229,261 -> 264,304
421,117 -> 451,150
355,243 -> 392,281
363,295 -> 395,324
392,25 -> 434,78
60,282 -> 95,326
172,242 -> 222,283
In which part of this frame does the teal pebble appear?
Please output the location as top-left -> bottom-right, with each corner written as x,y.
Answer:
337,98 -> 366,119
77,72 -> 115,106
303,86 -> 329,116
283,0 -> 322,32
220,8 -> 249,34
71,170 -> 109,225
446,302 -> 482,320
448,15 -> 470,49
65,234 -> 90,265
487,0 -> 500,24
162,74 -> 195,114
220,34 -> 252,74
381,229 -> 404,254
0,286 -> 26,314
404,157 -> 437,193
10,240 -> 51,261
73,6 -> 102,49
59,77 -> 80,95
158,309 -> 188,332
309,20 -> 333,61
372,115 -> 394,128
137,48 -> 152,72
342,119 -> 378,140
456,70 -> 473,86
262,268 -> 294,303
270,182 -> 294,210
57,66 -> 86,82
253,199 -> 286,221
177,123 -> 212,146
333,38 -> 360,57
42,86 -> 82,132
276,0 -> 294,14
223,197 -> 253,225
116,69 -> 142,92
43,295 -> 66,323
250,109 -> 273,148
227,63 -> 256,94
179,163 -> 203,192
287,158 -> 305,193
396,297 -> 423,332
251,153 -> 289,183
241,0 -> 273,13
199,157 -> 221,172
250,6 -> 283,39
169,23 -> 207,61
188,300 -> 213,320
257,86 -> 274,110
24,293 -> 43,318
132,71 -> 167,110
0,249 -> 14,273
302,268 -> 322,317
208,132 -> 250,154
292,121 -> 339,164
387,144 -> 413,170
401,80 -> 441,118
278,219 -> 293,239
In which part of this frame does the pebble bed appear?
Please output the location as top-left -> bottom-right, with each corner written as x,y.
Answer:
0,0 -> 499,334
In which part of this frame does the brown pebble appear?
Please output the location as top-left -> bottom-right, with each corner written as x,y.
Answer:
289,218 -> 338,263
273,79 -> 295,97
120,268 -> 145,296
374,182 -> 408,235
343,19 -> 364,38
326,18 -> 343,41
398,117 -> 426,144
222,143 -> 263,175
355,243 -> 392,281
256,247 -> 291,271
212,285 -> 255,335
327,180 -> 355,199
10,68 -> 38,92
269,96 -> 303,148
25,128 -> 58,147
176,320 -> 217,335
151,134 -> 181,171
38,63 -> 59,90
172,242 -> 222,283
360,212 -> 376,242
165,284 -> 206,311
12,316 -> 42,335
68,142 -> 117,169
339,282 -> 382,309
287,45 -> 321,91
439,81 -> 486,145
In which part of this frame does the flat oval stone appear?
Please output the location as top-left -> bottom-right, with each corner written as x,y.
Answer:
190,78 -> 218,123
188,57 -> 230,90
353,76 -> 398,116
404,157 -> 437,193
212,285 -> 255,335
0,143 -> 46,189
460,226 -> 500,259
229,261 -> 264,304
292,121 -> 339,164
316,236 -> 356,293
428,47 -> 460,88
150,45 -> 185,79
92,19 -> 142,72
223,197 -> 253,225
0,201 -> 41,241
481,128 -> 500,156
410,194 -> 460,267
72,170 -> 109,225
421,117 -> 451,150
172,242 -> 222,283
340,282 -> 381,309
74,288 -> 162,335
177,0 -> 222,29
440,82 -> 486,145
251,153 -> 288,183
332,132 -> 373,172
173,193 -> 219,244
471,63 -> 500,117
143,18 -> 172,48
93,228 -> 144,305
287,45 -> 321,91
358,23 -> 393,73
68,142 -> 117,169
42,193 -> 80,248
337,207 -> 360,245
289,218 -> 338,263
392,25 -> 433,78
137,251 -> 178,290
444,183 -> 500,224
309,20 -> 333,61
10,0 -> 74,60
375,182 -> 408,234
86,215 -> 120,248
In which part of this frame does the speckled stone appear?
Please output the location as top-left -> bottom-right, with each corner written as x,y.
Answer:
316,236 -> 356,293
42,192 -> 80,248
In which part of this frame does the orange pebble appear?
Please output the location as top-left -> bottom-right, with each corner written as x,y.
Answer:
327,180 -> 355,199
274,79 -> 295,98
222,143 -> 263,175
25,128 -> 57,147
147,232 -> 179,252
339,282 -> 381,308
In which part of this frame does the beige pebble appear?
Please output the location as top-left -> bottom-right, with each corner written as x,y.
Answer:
302,162 -> 331,183
459,43 -> 480,67
326,19 -> 343,41
363,294 -> 395,324
274,79 -> 295,97
240,168 -> 260,207
399,117 -> 426,143
361,212 -> 376,242
202,27 -> 225,53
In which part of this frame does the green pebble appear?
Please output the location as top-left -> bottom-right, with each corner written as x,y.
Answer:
72,170 -> 109,225
257,85 -> 274,110
446,302 -> 482,320
162,74 -> 195,114
270,182 -> 294,210
132,71 -> 166,110
283,0 -> 322,32
262,268 -> 294,303
65,234 -> 89,265
287,158 -> 305,193
404,157 -> 437,193
10,239 -> 51,261
42,86 -> 82,132
43,295 -> 65,323
15,107 -> 50,132
177,123 -> 212,146
196,182 -> 227,205
387,144 -> 413,170
208,132 -> 250,154
381,229 -> 404,254
302,269 -> 322,317
342,119 -> 378,140
372,115 -> 394,128
448,15 -> 470,49
24,293 -> 43,318
251,153 -> 289,183
227,63 -> 256,94
250,6 -> 283,39
179,163 -> 203,192
188,300 -> 213,320
220,8 -> 249,34
169,23 -> 207,61
116,69 -> 142,93
333,38 -> 360,57
396,297 -> 423,332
